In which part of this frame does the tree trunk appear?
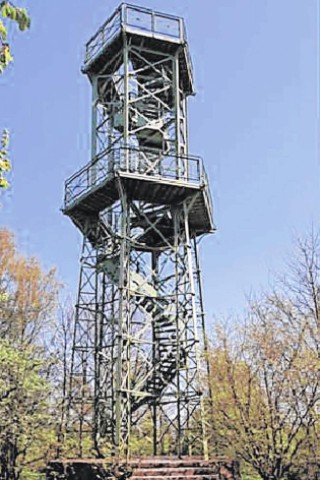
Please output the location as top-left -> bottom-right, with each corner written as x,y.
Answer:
0,438 -> 19,480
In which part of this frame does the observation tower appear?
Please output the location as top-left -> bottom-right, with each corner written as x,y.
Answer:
63,3 -> 214,460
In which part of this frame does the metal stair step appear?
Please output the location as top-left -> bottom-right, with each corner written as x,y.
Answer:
131,476 -> 219,480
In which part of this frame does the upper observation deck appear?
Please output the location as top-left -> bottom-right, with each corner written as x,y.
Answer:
82,3 -> 195,95
63,147 -> 214,238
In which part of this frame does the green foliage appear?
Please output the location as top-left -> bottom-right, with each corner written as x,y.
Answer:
241,475 -> 261,480
208,233 -> 320,480
0,340 -> 52,480
130,412 -> 154,456
0,229 -> 60,479
0,128 -> 11,189
0,2 -> 30,190
0,1 -> 30,73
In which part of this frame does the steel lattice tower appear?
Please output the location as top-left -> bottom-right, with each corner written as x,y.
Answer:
63,4 -> 214,459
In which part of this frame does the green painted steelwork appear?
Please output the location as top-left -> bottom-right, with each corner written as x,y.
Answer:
64,3 -> 214,460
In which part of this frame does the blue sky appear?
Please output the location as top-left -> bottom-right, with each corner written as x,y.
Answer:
0,0 -> 318,325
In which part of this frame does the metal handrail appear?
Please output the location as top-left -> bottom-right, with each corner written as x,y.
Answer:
85,8 -> 121,66
84,4 -> 186,68
64,147 -> 205,210
202,169 -> 214,228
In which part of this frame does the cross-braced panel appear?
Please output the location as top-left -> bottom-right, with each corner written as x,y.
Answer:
64,8 -> 212,460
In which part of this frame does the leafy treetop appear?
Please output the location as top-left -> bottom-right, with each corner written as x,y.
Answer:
0,2 -> 30,190
0,129 -> 11,188
0,1 -> 30,73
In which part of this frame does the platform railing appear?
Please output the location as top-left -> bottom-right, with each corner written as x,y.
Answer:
64,147 -> 205,210
202,169 -> 215,231
84,7 -> 121,67
124,4 -> 183,41
84,4 -> 186,68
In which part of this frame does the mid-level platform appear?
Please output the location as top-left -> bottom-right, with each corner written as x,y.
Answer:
63,147 -> 214,241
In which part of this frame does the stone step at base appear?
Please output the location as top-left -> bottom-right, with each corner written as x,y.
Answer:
47,457 -> 240,480
128,461 -> 224,469
133,468 -> 217,476
131,476 -> 219,480
127,458 -> 240,480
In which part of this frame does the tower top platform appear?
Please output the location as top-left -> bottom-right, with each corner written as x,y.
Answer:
82,3 -> 195,95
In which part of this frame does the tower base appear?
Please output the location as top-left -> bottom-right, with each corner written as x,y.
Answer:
47,457 -> 241,480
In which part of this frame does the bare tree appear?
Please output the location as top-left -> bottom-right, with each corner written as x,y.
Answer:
209,232 -> 320,480
48,300 -> 75,457
0,229 -> 59,347
0,229 -> 60,479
